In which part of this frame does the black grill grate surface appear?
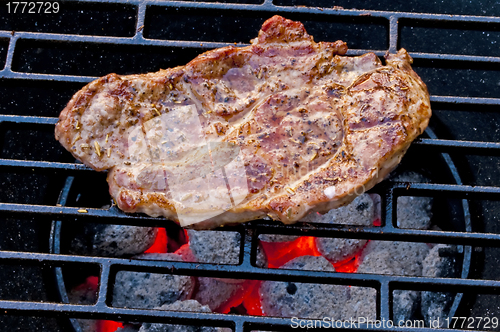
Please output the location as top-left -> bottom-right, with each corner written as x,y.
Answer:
0,1 -> 500,331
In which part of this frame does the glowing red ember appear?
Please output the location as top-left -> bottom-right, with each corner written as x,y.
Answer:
331,251 -> 363,273
218,280 -> 260,314
260,236 -> 322,268
97,320 -> 124,332
71,276 -> 125,332
242,281 -> 263,316
144,228 -> 168,253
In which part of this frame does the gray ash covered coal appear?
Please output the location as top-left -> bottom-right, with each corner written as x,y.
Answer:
260,256 -> 374,319
67,277 -> 98,305
358,241 -> 431,276
392,172 -> 433,229
392,290 -> 421,323
421,244 -> 459,326
258,193 -> 375,246
186,230 -> 240,264
357,241 -> 460,323
112,253 -> 194,309
193,277 -> 251,313
358,241 -> 430,321
66,171 -> 457,324
184,228 -> 267,270
70,222 -> 157,257
303,194 -> 374,263
343,287 -> 377,320
258,233 -> 299,243
67,277 -> 99,332
139,300 -> 229,332
182,229 -> 263,312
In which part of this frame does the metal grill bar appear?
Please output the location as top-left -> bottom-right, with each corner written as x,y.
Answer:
1,0 -> 499,330
0,159 -> 91,171
0,248 -> 491,290
0,199 -> 494,244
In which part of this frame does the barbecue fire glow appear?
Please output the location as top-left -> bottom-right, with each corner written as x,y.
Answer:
144,227 -> 168,254
260,236 -> 322,268
71,209 -> 381,332
248,234 -> 367,315
97,320 -> 124,332
69,276 -> 126,332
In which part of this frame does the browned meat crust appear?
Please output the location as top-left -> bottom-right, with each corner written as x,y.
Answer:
55,16 -> 431,229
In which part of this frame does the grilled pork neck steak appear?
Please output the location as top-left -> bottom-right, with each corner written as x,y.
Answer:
55,15 -> 431,229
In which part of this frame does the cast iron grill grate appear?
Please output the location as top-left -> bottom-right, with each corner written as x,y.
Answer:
0,0 -> 500,331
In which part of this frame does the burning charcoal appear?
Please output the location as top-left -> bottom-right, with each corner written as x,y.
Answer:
369,193 -> 382,222
70,223 -> 158,257
186,229 -> 263,312
342,287 -> 377,320
139,300 -> 229,332
393,172 -> 433,229
68,276 -> 101,332
68,276 -> 98,305
112,253 -> 194,309
260,256 -> 349,319
421,244 -> 459,326
194,277 -> 255,313
305,194 -> 374,263
316,236 -> 367,264
187,229 -> 240,264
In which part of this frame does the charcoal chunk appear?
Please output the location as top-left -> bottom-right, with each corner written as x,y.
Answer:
316,237 -> 367,264
194,277 -> 251,312
260,194 -> 375,244
304,194 -> 374,263
255,242 -> 268,267
357,241 -> 430,321
421,244 -> 459,326
187,230 -> 240,264
70,223 -> 157,257
358,241 -> 430,276
138,300 -> 228,332
112,254 -> 194,309
302,194 -> 375,226
117,326 -> 141,332
260,256 -> 349,319
258,234 -> 299,243
342,287 -> 377,320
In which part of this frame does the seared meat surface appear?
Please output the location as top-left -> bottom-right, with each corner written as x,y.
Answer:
55,16 -> 431,228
